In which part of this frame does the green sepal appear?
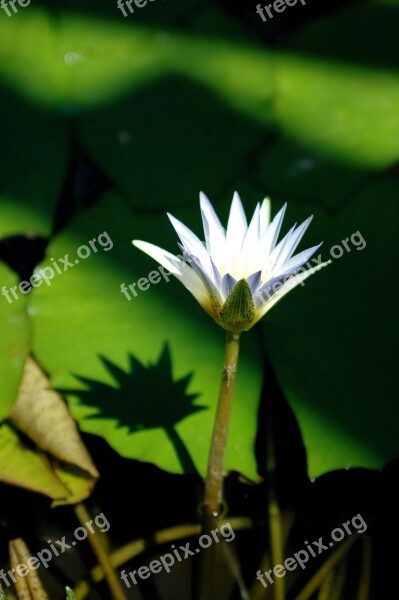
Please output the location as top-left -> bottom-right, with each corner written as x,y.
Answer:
219,279 -> 255,332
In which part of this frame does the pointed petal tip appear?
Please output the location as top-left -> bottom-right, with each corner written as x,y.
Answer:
275,202 -> 287,219
167,212 -> 177,226
261,196 -> 271,209
302,214 -> 313,225
199,191 -> 211,211
200,190 -> 216,211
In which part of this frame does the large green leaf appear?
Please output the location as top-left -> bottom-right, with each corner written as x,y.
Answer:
29,194 -> 263,478
274,52 -> 399,169
1,1 -> 397,172
2,0 -> 398,220
263,175 -> 398,476
0,88 -> 68,238
0,0 -> 397,482
0,262 -> 29,420
256,0 -> 399,209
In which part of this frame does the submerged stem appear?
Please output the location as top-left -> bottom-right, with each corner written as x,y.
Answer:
203,331 -> 241,516
74,503 -> 127,600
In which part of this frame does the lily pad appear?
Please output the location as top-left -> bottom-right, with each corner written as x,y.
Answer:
0,262 -> 29,420
263,175 -> 399,477
274,0 -> 399,170
0,87 -> 68,239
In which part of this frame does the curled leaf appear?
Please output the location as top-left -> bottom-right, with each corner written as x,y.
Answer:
0,423 -> 67,498
10,357 -> 99,478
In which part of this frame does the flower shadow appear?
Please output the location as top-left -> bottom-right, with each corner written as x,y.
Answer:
60,344 -> 206,476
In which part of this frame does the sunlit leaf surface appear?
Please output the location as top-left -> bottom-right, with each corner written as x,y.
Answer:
0,0 -> 397,480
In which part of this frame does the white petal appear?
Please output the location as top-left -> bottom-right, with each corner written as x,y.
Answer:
276,243 -> 322,276
132,240 -> 183,275
190,255 -> 224,311
259,197 -> 271,235
210,257 -> 223,293
255,270 -> 295,308
199,192 -> 226,272
247,270 -> 262,294
254,259 -> 331,324
226,191 -> 248,266
273,216 -> 313,271
133,240 -> 216,319
263,223 -> 297,276
237,202 -> 261,277
221,273 -> 237,298
175,266 -> 216,312
168,213 -> 212,278
258,203 -> 287,265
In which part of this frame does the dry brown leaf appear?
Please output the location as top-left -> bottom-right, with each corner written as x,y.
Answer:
9,539 -> 49,600
10,357 -> 99,479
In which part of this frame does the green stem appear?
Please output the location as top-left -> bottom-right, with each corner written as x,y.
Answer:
317,558 -> 347,600
197,332 -> 241,600
268,493 -> 285,600
356,537 -> 372,600
294,535 -> 358,600
203,331 -> 241,516
266,403 -> 285,600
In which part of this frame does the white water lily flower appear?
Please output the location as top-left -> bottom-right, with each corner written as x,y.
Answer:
133,192 -> 331,333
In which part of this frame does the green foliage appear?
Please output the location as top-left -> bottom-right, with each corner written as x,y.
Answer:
0,0 -> 397,480
0,263 -> 29,420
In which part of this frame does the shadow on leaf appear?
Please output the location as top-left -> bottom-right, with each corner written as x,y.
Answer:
60,344 -> 206,476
